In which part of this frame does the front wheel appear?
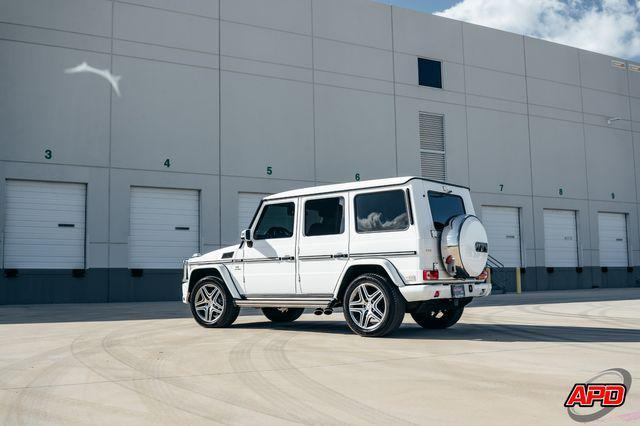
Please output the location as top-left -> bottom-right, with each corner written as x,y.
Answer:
262,307 -> 304,323
411,306 -> 464,329
190,277 -> 240,328
343,273 -> 405,337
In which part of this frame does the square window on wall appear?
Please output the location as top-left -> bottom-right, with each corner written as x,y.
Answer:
418,58 -> 442,89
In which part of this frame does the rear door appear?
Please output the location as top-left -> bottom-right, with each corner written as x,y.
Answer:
297,194 -> 349,295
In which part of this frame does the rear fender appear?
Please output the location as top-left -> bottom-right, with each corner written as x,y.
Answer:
332,258 -> 406,298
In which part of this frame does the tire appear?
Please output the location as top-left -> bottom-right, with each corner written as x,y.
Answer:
342,273 -> 406,337
411,306 -> 464,329
190,276 -> 240,328
261,307 -> 304,323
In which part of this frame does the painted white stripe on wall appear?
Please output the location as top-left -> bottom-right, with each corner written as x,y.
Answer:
598,212 -> 628,267
4,180 -> 86,269
129,187 -> 199,269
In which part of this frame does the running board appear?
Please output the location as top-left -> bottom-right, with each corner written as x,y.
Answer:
234,298 -> 334,308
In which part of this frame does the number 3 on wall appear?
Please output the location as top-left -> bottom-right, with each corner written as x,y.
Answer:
44,149 -> 52,159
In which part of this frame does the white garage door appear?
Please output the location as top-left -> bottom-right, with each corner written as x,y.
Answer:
4,180 -> 86,269
598,212 -> 628,267
129,187 -> 199,269
238,192 -> 269,237
482,206 -> 521,267
543,209 -> 578,267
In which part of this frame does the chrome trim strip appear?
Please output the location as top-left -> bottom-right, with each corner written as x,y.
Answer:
349,251 -> 417,258
298,255 -> 334,261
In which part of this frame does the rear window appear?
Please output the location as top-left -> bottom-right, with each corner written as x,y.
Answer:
428,191 -> 466,231
355,190 -> 409,233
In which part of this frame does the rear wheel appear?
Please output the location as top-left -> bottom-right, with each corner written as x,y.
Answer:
190,277 -> 240,328
343,273 -> 405,337
262,307 -> 304,323
411,306 -> 464,329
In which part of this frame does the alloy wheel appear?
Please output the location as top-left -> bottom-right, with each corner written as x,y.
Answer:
193,283 -> 225,323
348,282 -> 387,331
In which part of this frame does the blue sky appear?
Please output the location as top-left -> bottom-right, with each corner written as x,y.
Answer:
375,0 -> 640,61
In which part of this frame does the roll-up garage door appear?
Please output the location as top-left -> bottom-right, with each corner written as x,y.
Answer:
4,180 -> 86,269
543,209 -> 578,267
482,206 -> 521,267
598,212 -> 628,267
129,187 -> 199,269
238,192 -> 269,237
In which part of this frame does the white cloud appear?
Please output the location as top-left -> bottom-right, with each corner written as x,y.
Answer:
435,0 -> 640,60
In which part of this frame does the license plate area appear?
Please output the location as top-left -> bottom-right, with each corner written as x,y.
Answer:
451,284 -> 465,298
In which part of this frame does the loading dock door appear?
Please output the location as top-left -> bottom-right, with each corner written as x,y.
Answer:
238,192 -> 269,237
129,187 -> 199,269
543,209 -> 578,267
4,180 -> 86,269
482,206 -> 521,267
598,212 -> 628,267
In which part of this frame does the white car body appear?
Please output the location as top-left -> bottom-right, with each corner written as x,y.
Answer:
182,177 -> 491,312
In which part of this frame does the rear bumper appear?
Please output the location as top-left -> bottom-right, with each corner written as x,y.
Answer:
399,282 -> 492,303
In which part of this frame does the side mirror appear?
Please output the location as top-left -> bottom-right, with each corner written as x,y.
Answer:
240,229 -> 252,242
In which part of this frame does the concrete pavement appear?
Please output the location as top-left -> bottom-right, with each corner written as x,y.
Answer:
0,288 -> 639,425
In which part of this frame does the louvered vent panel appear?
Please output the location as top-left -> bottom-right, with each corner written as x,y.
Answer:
419,113 -> 445,151
419,112 -> 445,181
420,151 -> 446,181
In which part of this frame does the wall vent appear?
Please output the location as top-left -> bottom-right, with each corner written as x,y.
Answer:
419,112 -> 445,181
629,64 -> 640,73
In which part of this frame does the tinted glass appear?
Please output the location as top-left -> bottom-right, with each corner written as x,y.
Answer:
355,190 -> 409,233
254,202 -> 295,240
418,58 -> 442,89
305,197 -> 344,236
428,191 -> 466,231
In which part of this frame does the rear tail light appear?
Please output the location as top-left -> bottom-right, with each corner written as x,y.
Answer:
445,255 -> 454,264
423,269 -> 439,281
477,269 -> 488,282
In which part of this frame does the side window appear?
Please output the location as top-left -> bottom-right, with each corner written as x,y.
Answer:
354,190 -> 409,233
428,191 -> 466,231
254,202 -> 295,240
304,197 -> 344,237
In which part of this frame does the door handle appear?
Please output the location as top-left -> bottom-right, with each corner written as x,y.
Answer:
333,253 -> 348,259
280,255 -> 295,261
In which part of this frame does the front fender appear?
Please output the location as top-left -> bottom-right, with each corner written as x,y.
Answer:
333,258 -> 406,297
188,263 -> 243,299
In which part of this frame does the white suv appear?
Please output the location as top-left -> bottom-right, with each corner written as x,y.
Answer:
182,177 -> 491,337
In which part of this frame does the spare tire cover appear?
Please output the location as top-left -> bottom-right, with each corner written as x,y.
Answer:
440,215 -> 489,278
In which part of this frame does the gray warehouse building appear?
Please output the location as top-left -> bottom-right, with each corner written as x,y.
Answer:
1,0 -> 639,304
